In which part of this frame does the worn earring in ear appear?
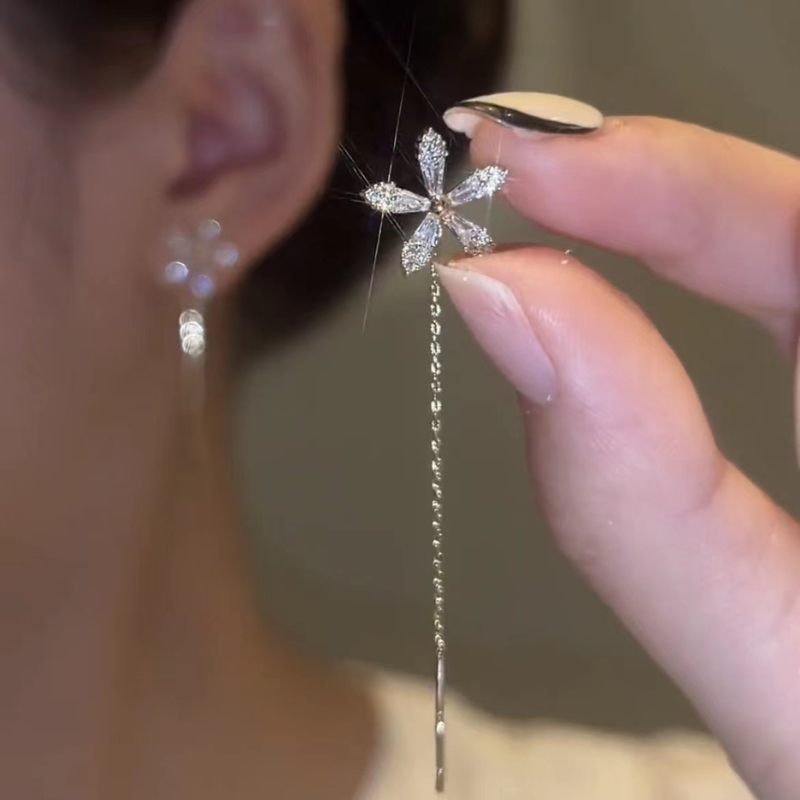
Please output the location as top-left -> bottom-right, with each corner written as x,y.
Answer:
364,129 -> 507,794
163,220 -> 240,425
164,219 -> 240,359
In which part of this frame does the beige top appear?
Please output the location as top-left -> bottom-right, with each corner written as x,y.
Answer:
357,672 -> 753,800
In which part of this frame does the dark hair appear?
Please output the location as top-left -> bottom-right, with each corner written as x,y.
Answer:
0,0 -> 183,94
4,0 -> 508,352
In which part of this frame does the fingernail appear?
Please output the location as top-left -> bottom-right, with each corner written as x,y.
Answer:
438,265 -> 557,405
443,92 -> 604,139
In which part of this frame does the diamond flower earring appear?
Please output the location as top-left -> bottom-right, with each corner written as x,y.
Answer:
364,129 -> 507,793
163,220 -> 240,359
365,129 -> 507,273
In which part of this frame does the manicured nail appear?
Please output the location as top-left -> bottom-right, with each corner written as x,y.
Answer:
438,265 -> 557,405
444,92 -> 604,139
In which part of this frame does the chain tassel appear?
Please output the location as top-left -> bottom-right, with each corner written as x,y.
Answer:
430,264 -> 447,793
361,127 -> 508,793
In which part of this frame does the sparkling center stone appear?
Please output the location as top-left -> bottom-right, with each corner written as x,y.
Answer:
431,196 -> 451,216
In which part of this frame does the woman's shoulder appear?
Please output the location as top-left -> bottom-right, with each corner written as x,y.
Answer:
355,669 -> 753,800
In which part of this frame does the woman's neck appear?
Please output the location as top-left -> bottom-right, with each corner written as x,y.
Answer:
0,323 -> 374,800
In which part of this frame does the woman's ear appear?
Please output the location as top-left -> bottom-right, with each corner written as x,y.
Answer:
164,0 -> 342,279
75,0 -> 342,295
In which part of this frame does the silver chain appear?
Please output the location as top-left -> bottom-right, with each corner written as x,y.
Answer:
430,265 -> 447,793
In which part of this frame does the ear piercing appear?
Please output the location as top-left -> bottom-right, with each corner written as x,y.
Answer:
163,219 -> 240,358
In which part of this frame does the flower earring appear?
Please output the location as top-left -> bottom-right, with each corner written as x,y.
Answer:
364,129 -> 507,273
163,220 -> 240,359
364,129 -> 507,794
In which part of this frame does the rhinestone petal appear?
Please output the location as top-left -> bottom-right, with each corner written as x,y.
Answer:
402,213 -> 443,274
198,219 -> 222,243
179,310 -> 204,328
190,274 -> 215,299
442,213 -> 495,256
364,182 -> 432,215
213,242 -> 240,269
418,129 -> 448,197
447,166 -> 509,207
165,260 -> 189,284
182,333 -> 206,358
179,310 -> 206,359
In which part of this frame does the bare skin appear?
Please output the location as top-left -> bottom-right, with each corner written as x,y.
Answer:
0,1 -> 373,799
441,116 -> 800,800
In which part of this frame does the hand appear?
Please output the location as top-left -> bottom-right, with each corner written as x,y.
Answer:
439,115 -> 800,800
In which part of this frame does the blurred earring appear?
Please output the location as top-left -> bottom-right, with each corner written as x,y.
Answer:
364,129 -> 507,794
163,219 -> 240,360
163,220 -> 240,427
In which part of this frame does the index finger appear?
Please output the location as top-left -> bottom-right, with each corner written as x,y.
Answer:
445,94 -> 800,349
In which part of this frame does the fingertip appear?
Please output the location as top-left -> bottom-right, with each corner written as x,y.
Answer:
438,257 -> 559,406
464,115 -> 800,338
467,116 -> 706,258
442,247 -> 717,507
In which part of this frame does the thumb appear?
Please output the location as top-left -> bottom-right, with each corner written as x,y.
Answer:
439,249 -> 800,800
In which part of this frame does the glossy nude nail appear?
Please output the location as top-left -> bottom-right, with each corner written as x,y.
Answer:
444,92 -> 604,139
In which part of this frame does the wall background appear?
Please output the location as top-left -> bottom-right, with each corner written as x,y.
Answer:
236,0 -> 800,732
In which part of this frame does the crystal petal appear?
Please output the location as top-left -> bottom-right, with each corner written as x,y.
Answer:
364,182 -> 432,215
443,213 -> 495,256
418,129 -> 448,197
198,219 -> 222,243
165,260 -> 189,284
447,166 -> 509,207
402,213 -> 443,274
